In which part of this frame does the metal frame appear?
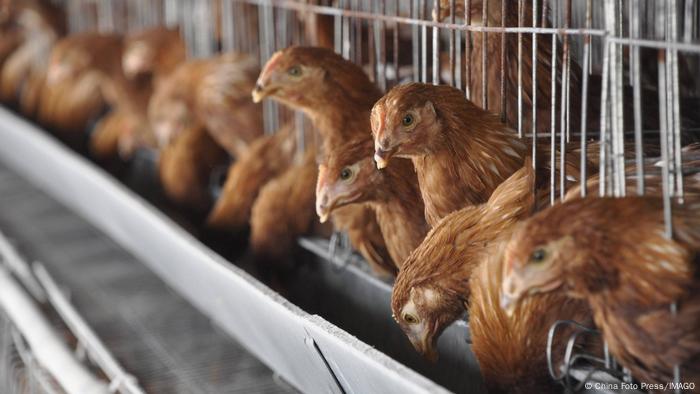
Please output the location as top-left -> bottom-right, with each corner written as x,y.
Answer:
54,0 -> 700,391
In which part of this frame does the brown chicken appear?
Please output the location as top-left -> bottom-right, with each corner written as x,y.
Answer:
434,0 -> 582,133
90,26 -> 186,161
391,161 -> 534,360
469,243 -> 596,394
249,149 -> 332,265
158,124 -> 229,212
0,0 -> 63,113
316,137 -> 428,271
206,123 -> 298,232
35,32 -> 123,142
252,46 -> 396,275
372,82 -> 530,226
501,196 -> 700,387
149,52 -> 263,158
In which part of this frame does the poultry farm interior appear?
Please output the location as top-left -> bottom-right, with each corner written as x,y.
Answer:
0,0 -> 700,393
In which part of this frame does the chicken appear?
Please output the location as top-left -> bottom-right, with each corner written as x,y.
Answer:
121,26 -> 185,83
206,123 -> 297,232
249,149 -> 332,265
252,46 -> 395,275
149,52 -> 264,158
36,32 -> 122,142
469,243 -> 596,394
90,26 -> 186,161
434,0 -> 582,133
316,137 -> 428,271
500,196 -> 700,387
372,82 -> 529,226
391,160 -> 535,360
0,0 -> 63,112
158,124 -> 229,212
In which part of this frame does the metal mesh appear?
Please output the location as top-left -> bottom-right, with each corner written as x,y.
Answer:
0,164 -> 295,394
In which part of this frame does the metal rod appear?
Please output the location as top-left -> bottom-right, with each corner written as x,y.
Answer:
550,34 -> 557,206
481,0 -> 487,108
517,0 -> 523,137
432,0 -> 440,84
631,0 -> 644,195
579,0 -> 592,198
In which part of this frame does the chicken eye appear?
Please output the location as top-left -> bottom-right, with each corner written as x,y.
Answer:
403,313 -> 419,324
288,65 -> 302,76
402,114 -> 414,127
340,167 -> 353,181
529,248 -> 547,263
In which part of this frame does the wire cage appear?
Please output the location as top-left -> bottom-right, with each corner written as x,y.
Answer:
28,0 -> 700,392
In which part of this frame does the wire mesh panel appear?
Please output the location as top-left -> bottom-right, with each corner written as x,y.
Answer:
52,0 -> 700,392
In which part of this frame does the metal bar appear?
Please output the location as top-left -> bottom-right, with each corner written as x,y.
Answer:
560,0 -> 571,199
228,0 -> 607,36
34,263 -> 146,394
432,0 -> 440,84
0,265 -> 110,394
480,0 -> 487,107
631,0 -> 644,195
449,0 -> 456,87
411,0 -> 420,81
465,0 -> 471,99
598,38 -> 611,197
517,0 -> 523,137
393,0 -> 399,85
579,0 -> 592,198
499,0 -> 506,122
0,232 -> 45,302
550,34 -> 557,206
531,0 -> 538,171
421,0 -> 427,82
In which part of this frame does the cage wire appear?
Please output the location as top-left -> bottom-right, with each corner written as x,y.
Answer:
61,0 -> 700,391
0,309 -> 65,394
0,163 -> 294,394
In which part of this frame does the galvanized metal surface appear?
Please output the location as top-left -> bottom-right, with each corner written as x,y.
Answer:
0,107 -> 454,394
0,147 -> 293,394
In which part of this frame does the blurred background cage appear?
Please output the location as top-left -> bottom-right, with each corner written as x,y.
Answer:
3,0 -> 700,392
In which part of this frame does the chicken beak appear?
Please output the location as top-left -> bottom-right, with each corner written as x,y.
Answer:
408,332 -> 439,363
316,191 -> 332,223
251,82 -> 267,103
374,148 -> 393,170
499,292 -> 518,317
500,273 -> 523,317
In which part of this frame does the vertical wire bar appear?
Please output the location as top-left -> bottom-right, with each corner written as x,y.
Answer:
605,0 -> 624,197
380,0 -> 387,91
412,0 -> 420,81
550,34 -> 558,206
433,0 -> 440,85
668,0 -> 684,203
559,0 -> 571,199
342,0 -> 350,59
664,0 -> 676,198
656,0 -> 673,238
464,0 -> 472,100
481,0 -> 488,107
334,0 -> 342,54
221,0 -> 234,52
517,0 -> 523,137
357,0 -> 365,67
393,0 -> 399,85
499,0 -> 506,123
531,0 -> 538,172
598,39 -> 611,197
368,0 -> 377,82
465,0 -> 471,98
579,0 -> 592,198
421,0 -> 428,83
449,0 -> 456,87
455,2 -> 462,90
631,0 -> 644,195
667,1 -> 683,387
